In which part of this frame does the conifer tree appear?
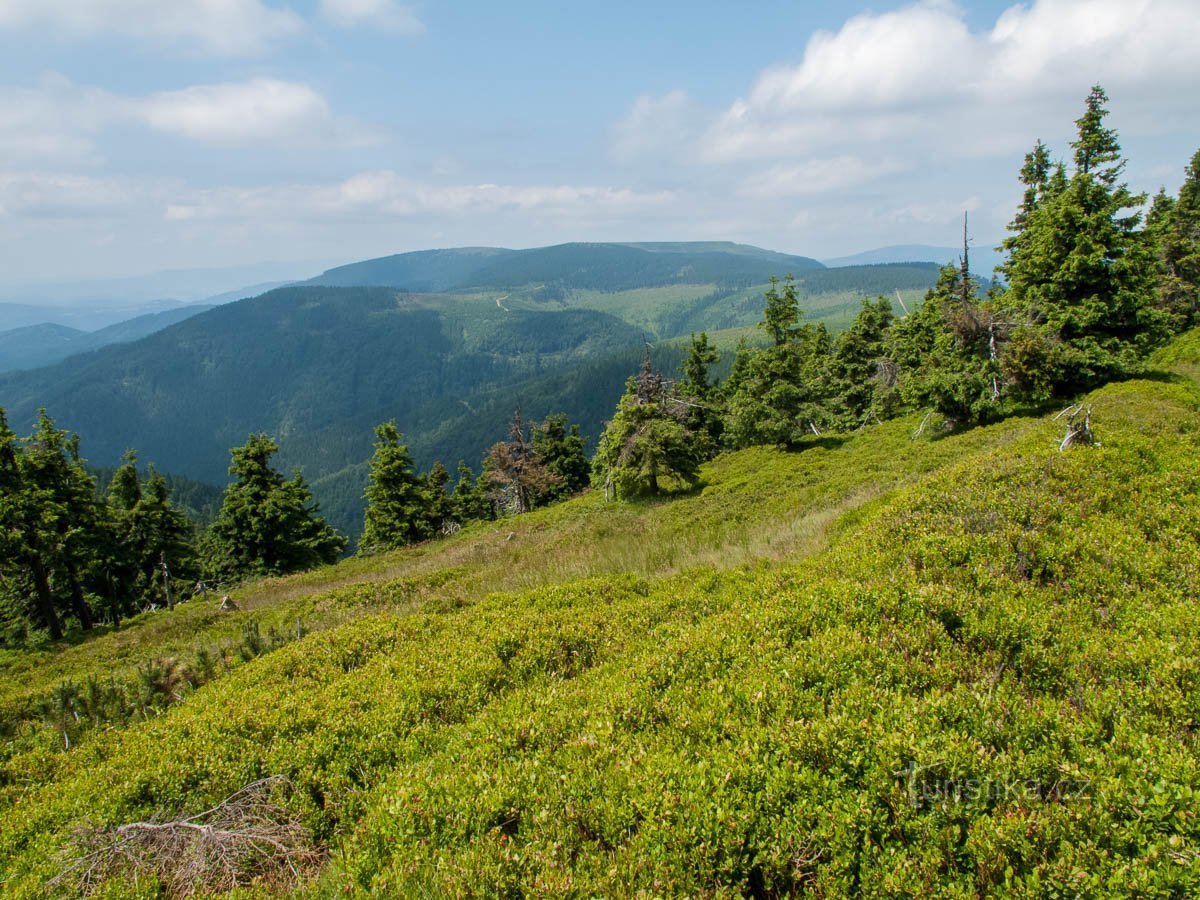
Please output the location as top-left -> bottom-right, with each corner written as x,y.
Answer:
761,275 -> 801,346
1149,148 -> 1200,332
483,405 -> 561,515
833,297 -> 896,426
0,410 -> 63,640
206,434 -> 345,578
530,414 -> 589,503
422,461 -> 453,535
725,280 -> 835,447
105,451 -> 193,618
1002,85 -> 1166,397
450,461 -> 492,524
361,422 -> 431,552
678,332 -> 724,447
593,353 -> 704,498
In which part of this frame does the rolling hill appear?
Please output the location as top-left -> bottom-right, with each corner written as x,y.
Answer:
0,242 -> 944,540
0,305 -> 215,373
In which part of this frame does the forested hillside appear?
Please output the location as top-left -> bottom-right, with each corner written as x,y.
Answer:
0,245 -> 942,539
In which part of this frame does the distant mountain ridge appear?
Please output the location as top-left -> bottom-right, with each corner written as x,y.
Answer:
1,241 -> 945,539
824,242 -> 1005,274
0,306 -> 215,373
305,242 -> 825,294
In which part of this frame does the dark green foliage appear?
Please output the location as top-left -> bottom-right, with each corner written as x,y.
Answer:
1149,149 -> 1200,332
204,434 -> 345,580
361,423 -> 431,553
677,332 -> 724,447
593,355 -> 706,497
451,461 -> 492,525
760,274 -> 801,345
0,410 -> 105,641
724,284 -> 838,447
423,462 -> 454,535
530,415 -> 589,503
831,297 -> 897,426
103,452 -> 196,623
889,264 -> 1004,428
1000,86 -> 1167,398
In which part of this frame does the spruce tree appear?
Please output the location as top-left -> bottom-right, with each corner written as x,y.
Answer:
1002,85 -> 1166,397
725,281 -> 835,447
422,461 -> 453,536
206,434 -> 345,578
593,353 -> 704,498
0,409 -> 63,640
833,297 -> 896,426
361,422 -> 430,552
450,461 -> 492,525
678,332 -> 724,447
1149,149 -> 1200,332
530,414 -> 589,503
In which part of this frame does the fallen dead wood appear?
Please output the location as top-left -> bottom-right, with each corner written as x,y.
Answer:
52,776 -> 323,897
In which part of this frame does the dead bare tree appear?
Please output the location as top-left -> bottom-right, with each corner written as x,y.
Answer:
1055,403 -> 1096,450
52,776 -> 322,897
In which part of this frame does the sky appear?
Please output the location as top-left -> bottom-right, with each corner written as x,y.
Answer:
1,0 -> 1199,285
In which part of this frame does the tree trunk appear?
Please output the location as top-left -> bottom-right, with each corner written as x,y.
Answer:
66,564 -> 94,630
29,557 -> 62,640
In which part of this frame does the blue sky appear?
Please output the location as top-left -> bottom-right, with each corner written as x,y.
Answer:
1,0 -> 1198,283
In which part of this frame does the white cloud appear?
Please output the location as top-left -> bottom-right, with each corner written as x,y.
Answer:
163,170 -> 673,223
611,90 -> 706,163
738,157 -> 902,198
137,79 -> 333,144
319,0 -> 425,34
618,0 -> 1200,167
0,76 -> 351,154
0,171 -> 148,219
0,0 -> 302,56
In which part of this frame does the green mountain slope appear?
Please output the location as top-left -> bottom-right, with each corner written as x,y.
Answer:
2,330 -> 1198,896
0,323 -> 84,372
0,287 -> 648,536
306,242 -> 825,296
0,245 -> 941,540
306,247 -> 513,292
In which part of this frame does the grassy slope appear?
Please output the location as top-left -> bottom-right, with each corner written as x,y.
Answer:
2,332 -> 1199,895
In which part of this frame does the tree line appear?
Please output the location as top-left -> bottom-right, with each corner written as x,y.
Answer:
2,86 -> 1197,644
590,86 -> 1199,493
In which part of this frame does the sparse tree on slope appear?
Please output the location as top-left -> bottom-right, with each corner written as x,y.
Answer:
593,353 -> 704,499
483,405 -> 561,515
1148,148 -> 1200,333
361,422 -> 430,552
206,434 -> 345,579
530,414 -> 589,503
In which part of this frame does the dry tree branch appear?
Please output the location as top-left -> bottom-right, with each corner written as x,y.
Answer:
1054,403 -> 1096,451
51,776 -> 323,897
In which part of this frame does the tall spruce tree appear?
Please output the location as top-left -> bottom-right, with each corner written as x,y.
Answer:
725,280 -> 835,447
1002,85 -> 1166,397
206,434 -> 345,578
530,414 -> 589,503
833,297 -> 897,427
361,422 -> 431,552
